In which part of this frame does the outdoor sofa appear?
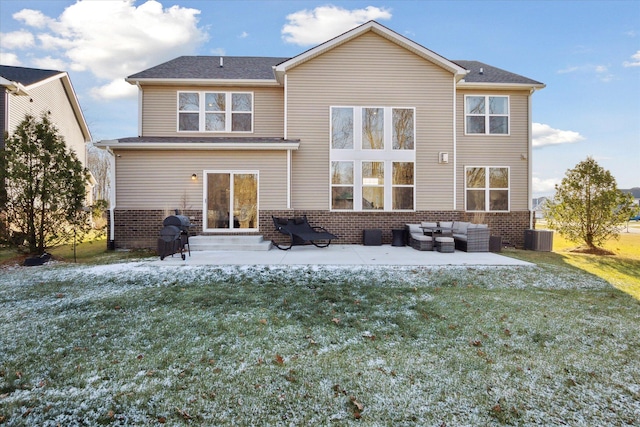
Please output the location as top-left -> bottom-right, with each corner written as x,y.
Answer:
405,221 -> 490,252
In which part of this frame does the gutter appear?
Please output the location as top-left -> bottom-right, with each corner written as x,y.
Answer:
93,141 -> 300,151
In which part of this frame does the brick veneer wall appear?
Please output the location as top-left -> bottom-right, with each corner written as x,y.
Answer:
109,209 -> 532,250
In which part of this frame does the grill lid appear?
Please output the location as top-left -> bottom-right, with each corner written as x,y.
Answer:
163,215 -> 191,229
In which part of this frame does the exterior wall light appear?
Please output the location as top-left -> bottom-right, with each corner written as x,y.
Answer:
191,173 -> 197,181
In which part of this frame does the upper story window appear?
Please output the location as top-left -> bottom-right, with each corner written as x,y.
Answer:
330,106 -> 415,211
465,95 -> 509,135
178,91 -> 253,132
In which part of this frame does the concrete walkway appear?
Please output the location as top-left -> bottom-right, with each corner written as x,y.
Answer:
149,244 -> 533,267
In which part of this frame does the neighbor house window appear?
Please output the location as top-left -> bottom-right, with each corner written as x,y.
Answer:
465,95 -> 509,135
465,166 -> 510,212
330,106 -> 415,211
178,91 -> 253,132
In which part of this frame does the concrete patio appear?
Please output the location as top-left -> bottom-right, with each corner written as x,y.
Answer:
149,244 -> 533,267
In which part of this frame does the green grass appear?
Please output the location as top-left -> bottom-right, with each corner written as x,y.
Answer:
0,237 -> 155,266
1,263 -> 638,425
518,221 -> 640,300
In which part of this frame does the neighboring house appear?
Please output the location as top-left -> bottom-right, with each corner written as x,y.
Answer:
96,21 -> 544,249
532,197 -> 549,219
1,65 -> 94,204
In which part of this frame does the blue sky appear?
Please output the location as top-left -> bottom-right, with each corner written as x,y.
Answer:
1,0 -> 638,194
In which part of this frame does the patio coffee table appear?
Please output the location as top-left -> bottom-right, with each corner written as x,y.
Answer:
420,226 -> 453,238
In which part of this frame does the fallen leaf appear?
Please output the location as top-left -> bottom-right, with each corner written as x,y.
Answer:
137,354 -> 144,360
274,354 -> 284,365
471,340 -> 482,347
350,395 -> 364,411
331,318 -> 340,324
157,416 -> 166,423
259,318 -> 267,325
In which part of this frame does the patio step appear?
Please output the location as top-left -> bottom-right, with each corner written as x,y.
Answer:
188,235 -> 272,251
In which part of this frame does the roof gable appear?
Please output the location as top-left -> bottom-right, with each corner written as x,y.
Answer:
274,20 -> 468,82
0,65 -> 91,142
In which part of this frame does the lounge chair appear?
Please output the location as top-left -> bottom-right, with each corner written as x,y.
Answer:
271,215 -> 338,250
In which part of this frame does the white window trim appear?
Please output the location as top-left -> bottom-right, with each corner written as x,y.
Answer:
329,106 -> 416,211
464,95 -> 510,136
178,91 -> 254,133
464,166 -> 510,212
202,169 -> 259,232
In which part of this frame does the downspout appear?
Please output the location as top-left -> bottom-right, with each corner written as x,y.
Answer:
452,76 -> 457,211
136,82 -> 143,136
528,88 -> 534,229
106,146 -> 117,249
284,74 -> 291,209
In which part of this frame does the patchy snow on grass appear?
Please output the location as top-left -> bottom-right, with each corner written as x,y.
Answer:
1,259 -> 638,425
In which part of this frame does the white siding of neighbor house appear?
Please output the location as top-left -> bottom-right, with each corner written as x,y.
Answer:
113,150 -> 288,210
285,31 -> 456,211
455,89 -> 532,211
8,77 -> 87,166
140,85 -> 284,138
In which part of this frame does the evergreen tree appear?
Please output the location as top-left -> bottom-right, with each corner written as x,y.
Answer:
0,113 -> 89,254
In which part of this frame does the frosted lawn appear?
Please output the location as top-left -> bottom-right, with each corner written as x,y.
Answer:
1,260 -> 638,425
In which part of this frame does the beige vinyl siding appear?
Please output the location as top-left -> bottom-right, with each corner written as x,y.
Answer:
140,85 -> 284,137
114,150 -> 288,210
8,78 -> 87,165
456,90 -> 531,210
286,31 -> 455,211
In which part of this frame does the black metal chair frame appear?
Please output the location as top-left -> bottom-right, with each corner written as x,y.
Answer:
271,215 -> 337,250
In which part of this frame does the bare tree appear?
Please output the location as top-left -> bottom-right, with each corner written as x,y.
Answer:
87,144 -> 111,205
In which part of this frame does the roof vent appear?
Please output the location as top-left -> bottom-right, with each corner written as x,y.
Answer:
220,57 -> 223,68
479,67 -> 484,75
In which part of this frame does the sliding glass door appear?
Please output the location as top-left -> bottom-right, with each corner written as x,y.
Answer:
204,171 -> 258,231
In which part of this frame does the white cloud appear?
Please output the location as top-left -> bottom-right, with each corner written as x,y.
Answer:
533,123 -> 585,148
533,176 -> 559,194
0,30 -> 35,50
12,8 -> 54,28
90,79 -> 138,101
0,52 -> 21,66
239,31 -> 249,39
557,64 -> 614,81
282,5 -> 392,46
6,0 -> 208,92
623,50 -> 640,67
32,56 -> 67,71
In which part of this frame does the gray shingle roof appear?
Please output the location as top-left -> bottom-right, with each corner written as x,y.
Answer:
454,60 -> 544,86
0,65 -> 63,86
127,56 -> 289,80
127,57 -> 542,86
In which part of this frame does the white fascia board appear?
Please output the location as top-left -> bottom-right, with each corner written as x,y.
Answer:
94,141 -> 300,151
1,77 -> 30,95
457,81 -> 546,91
275,21 -> 468,79
126,78 -> 281,87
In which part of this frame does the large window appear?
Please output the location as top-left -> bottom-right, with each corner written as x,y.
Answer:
465,166 -> 510,212
330,106 -> 415,211
178,92 -> 253,132
465,95 -> 509,135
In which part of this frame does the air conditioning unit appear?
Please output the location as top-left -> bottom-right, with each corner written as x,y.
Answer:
524,229 -> 554,251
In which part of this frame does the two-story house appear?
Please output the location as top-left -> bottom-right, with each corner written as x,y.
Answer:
96,21 -> 544,250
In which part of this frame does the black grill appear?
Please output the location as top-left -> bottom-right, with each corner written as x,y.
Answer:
157,213 -> 192,260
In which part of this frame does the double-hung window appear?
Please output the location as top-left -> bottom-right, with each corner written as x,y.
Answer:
465,95 -> 509,135
178,91 -> 253,132
465,166 -> 510,212
330,106 -> 415,211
